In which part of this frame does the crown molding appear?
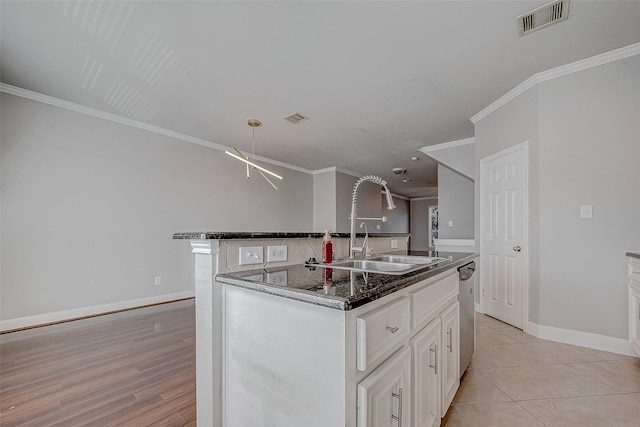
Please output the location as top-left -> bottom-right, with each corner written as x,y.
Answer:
312,166 -> 337,175
470,42 -> 640,124
388,192 -> 410,201
0,83 -> 314,175
410,196 -> 438,201
335,167 -> 363,178
420,137 -> 475,153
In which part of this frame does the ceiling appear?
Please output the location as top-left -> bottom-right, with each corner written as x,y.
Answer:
2,1 -> 639,198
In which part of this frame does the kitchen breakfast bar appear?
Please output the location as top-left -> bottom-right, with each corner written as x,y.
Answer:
174,232 -> 477,427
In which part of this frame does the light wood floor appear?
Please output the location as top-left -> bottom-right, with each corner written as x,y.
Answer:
3,301 -> 639,427
0,299 -> 196,427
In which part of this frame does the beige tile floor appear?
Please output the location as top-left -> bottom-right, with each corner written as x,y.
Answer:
442,313 -> 640,426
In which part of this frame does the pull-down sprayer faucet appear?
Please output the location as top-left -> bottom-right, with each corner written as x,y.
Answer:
350,175 -> 396,258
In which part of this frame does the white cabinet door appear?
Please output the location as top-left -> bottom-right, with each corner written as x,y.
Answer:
440,301 -> 460,416
411,318 -> 441,427
358,348 -> 411,427
481,143 -> 527,329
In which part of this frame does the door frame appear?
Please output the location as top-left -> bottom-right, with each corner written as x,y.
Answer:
479,141 -> 530,333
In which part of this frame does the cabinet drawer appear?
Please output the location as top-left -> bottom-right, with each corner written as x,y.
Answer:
411,271 -> 458,332
357,297 -> 410,372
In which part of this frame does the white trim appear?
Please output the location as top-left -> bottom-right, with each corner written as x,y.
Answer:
479,141 -> 529,331
335,167 -> 363,178
433,239 -> 475,247
312,166 -> 338,175
471,42 -> 640,123
0,290 -> 195,332
0,83 -> 314,175
410,196 -> 438,201
388,191 -> 410,201
434,239 -> 475,253
474,303 -> 482,314
419,137 -> 475,153
525,320 -> 539,337
312,168 -> 407,199
527,321 -> 637,357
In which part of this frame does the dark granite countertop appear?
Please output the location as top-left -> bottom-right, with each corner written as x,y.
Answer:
628,251 -> 640,260
173,231 -> 410,240
215,251 -> 478,311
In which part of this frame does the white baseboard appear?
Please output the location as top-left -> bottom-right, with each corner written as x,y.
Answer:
527,321 -> 636,357
474,302 -> 482,313
0,290 -> 195,332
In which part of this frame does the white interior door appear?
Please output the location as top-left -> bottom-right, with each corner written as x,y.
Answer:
480,143 -> 527,329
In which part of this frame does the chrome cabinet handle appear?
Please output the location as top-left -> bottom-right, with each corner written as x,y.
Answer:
447,328 -> 452,353
429,345 -> 438,375
386,326 -> 400,333
513,245 -> 522,252
391,387 -> 403,427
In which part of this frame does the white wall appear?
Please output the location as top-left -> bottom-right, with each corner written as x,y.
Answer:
381,195 -> 409,234
1,94 -> 313,324
421,139 -> 476,180
335,171 -> 381,233
474,54 -> 640,341
410,198 -> 438,251
437,165 -> 474,239
536,56 -> 640,339
312,169 -> 406,233
313,170 -> 336,232
474,86 -> 540,322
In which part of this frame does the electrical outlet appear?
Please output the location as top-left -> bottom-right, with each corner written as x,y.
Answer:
267,245 -> 287,262
391,239 -> 398,249
154,276 -> 161,286
239,246 -> 263,265
580,204 -> 593,219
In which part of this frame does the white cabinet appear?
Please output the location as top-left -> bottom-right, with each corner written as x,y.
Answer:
357,297 -> 411,371
440,301 -> 460,416
411,317 -> 441,427
629,256 -> 640,356
221,269 -> 461,427
357,348 -> 411,427
359,271 -> 460,427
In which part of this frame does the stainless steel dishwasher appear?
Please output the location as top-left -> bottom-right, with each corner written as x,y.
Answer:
458,261 -> 476,377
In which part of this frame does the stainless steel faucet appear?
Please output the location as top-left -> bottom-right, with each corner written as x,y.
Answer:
358,221 -> 372,256
349,175 -> 396,258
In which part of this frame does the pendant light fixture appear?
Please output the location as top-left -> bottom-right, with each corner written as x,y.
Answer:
224,119 -> 283,190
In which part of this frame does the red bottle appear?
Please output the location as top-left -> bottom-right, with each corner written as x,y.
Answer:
322,230 -> 333,263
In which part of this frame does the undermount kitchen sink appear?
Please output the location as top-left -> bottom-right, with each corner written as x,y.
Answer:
310,255 -> 451,275
369,255 -> 449,265
330,259 -> 415,273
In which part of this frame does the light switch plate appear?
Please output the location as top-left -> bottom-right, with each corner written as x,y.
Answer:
239,246 -> 263,265
580,205 -> 593,219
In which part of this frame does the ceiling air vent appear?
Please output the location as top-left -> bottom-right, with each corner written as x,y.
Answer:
283,112 -> 309,124
517,0 -> 569,36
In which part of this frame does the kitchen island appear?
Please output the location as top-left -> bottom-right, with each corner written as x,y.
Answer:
174,231 -> 476,427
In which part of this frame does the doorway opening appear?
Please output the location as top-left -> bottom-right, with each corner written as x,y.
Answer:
428,205 -> 438,249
